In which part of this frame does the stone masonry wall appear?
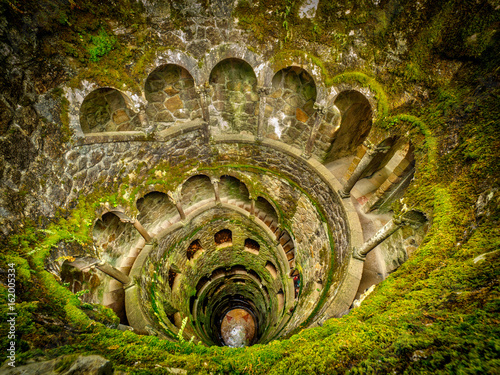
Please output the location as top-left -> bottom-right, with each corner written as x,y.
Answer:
209,59 -> 258,136
145,65 -> 202,131
264,67 -> 317,150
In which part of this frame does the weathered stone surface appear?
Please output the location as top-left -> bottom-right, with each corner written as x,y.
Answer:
165,95 -> 184,111
296,108 -> 309,123
186,39 -> 211,59
156,110 -> 175,122
112,109 -> 130,125
0,355 -> 113,375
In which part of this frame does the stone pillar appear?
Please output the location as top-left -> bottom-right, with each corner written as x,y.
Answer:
362,159 -> 415,213
132,220 -> 152,242
168,190 -> 186,220
250,197 -> 256,216
353,209 -> 427,260
96,261 -> 131,284
302,103 -> 327,159
338,142 -> 378,198
211,177 -> 221,203
196,83 -> 211,123
257,86 -> 271,140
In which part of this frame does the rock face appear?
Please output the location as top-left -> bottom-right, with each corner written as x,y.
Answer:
0,355 -> 113,375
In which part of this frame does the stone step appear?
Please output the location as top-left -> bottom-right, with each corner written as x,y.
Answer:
283,242 -> 294,253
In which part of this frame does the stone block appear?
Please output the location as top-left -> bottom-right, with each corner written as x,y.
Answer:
112,109 -> 130,125
156,111 -> 175,122
282,104 -> 296,116
296,108 -> 309,123
285,94 -> 303,108
206,26 -> 222,45
174,109 -> 190,119
387,173 -> 401,184
116,121 -> 135,131
164,95 -> 184,111
164,85 -> 180,96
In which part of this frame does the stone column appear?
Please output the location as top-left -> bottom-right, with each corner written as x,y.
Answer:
132,220 -> 152,242
353,209 -> 427,260
338,141 -> 378,198
168,190 -> 186,221
250,197 -> 256,216
302,103 -> 327,159
196,82 -> 211,123
256,86 -> 271,140
211,177 -> 221,203
114,213 -> 151,242
96,261 -> 131,284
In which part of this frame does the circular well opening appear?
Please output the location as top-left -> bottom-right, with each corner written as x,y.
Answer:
220,308 -> 256,347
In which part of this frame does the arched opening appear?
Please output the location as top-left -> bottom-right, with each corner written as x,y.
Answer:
136,191 -> 180,235
187,239 -> 203,260
219,175 -> 251,207
359,137 -> 398,179
180,175 -> 215,214
278,229 -> 296,269
93,212 -> 141,256
80,88 -> 140,133
168,268 -> 178,290
265,261 -> 277,279
324,90 -> 372,163
144,64 -> 201,130
255,196 -> 279,229
60,259 -> 100,301
244,238 -> 260,255
209,58 -> 258,135
342,137 -> 416,211
291,269 -> 301,298
277,289 -> 285,312
214,229 -> 232,247
265,67 -> 317,148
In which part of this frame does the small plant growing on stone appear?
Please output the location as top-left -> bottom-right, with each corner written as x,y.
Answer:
87,27 -> 117,62
177,316 -> 188,343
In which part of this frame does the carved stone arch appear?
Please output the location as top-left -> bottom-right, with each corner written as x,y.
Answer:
144,62 -> 202,129
269,58 -> 327,104
80,87 -> 141,133
134,184 -> 171,207
324,90 -> 373,162
208,57 -> 259,136
218,175 -> 253,205
200,43 -> 266,85
362,138 -> 416,213
65,81 -> 99,138
327,82 -> 380,121
216,171 -> 255,199
254,195 -> 280,227
149,50 -> 200,82
264,65 -> 318,148
180,174 -> 215,213
90,206 -> 133,239
135,190 -> 180,236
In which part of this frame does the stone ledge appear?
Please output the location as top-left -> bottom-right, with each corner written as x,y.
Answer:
76,119 -> 206,145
